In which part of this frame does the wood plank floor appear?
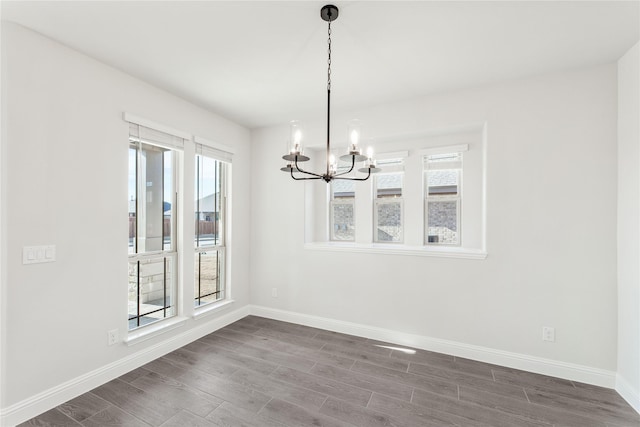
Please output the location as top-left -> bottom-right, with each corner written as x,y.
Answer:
20,316 -> 640,427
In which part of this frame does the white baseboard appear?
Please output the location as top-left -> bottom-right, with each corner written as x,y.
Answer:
0,304 -> 250,427
249,305 -> 617,389
616,374 -> 640,414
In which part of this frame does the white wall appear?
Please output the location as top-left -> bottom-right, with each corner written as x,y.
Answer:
0,22 -> 251,423
251,64 -> 619,382
617,41 -> 640,412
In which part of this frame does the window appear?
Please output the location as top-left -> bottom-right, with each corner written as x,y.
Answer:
374,167 -> 404,243
194,143 -> 231,308
128,123 -> 182,330
304,128 -> 485,258
330,179 -> 355,241
424,152 -> 462,245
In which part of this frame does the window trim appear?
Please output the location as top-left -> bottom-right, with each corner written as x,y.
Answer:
416,144 -> 468,157
124,113 -> 191,141
194,152 -> 230,310
127,133 -> 181,332
424,154 -> 462,247
124,315 -> 188,346
304,241 -> 487,259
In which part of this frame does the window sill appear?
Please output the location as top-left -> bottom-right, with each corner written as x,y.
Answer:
193,299 -> 235,320
304,242 -> 487,259
125,316 -> 188,346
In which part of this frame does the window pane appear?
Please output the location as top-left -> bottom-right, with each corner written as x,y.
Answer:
128,256 -> 175,330
194,153 -> 226,309
426,200 -> 459,244
128,146 -> 137,255
195,250 -> 223,307
163,151 -> 173,251
134,143 -> 173,253
330,180 -> 355,241
195,155 -> 221,247
376,202 -> 402,242
194,155 -> 201,247
331,202 -> 355,241
427,169 -> 459,195
376,173 -> 403,198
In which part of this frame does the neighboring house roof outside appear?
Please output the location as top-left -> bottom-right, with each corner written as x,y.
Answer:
428,170 -> 458,187
376,174 -> 402,190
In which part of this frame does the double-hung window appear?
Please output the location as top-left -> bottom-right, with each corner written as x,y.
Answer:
194,143 -> 230,307
127,124 -> 182,330
424,152 -> 462,245
374,159 -> 404,243
330,179 -> 356,241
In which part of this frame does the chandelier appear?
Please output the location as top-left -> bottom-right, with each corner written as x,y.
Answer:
281,4 -> 379,183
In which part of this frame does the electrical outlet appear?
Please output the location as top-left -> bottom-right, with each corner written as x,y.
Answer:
272,288 -> 278,298
108,329 -> 119,346
542,326 -> 555,342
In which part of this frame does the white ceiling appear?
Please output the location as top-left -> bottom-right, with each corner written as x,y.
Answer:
2,1 -> 639,129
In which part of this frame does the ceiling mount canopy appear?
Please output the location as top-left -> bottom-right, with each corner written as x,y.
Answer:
320,4 -> 338,22
281,4 -> 379,183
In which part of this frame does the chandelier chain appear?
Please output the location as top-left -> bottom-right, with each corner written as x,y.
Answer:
327,19 -> 332,92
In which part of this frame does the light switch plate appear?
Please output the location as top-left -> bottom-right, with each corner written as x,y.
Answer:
23,245 -> 56,264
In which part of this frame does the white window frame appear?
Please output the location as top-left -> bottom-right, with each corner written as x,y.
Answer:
330,198 -> 356,242
424,151 -> 463,246
373,166 -> 405,244
329,178 -> 356,242
194,150 -> 229,308
373,197 -> 404,243
127,123 -> 182,332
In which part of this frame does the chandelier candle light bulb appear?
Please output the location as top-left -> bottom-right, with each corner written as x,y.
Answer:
280,5 -> 378,183
348,119 -> 361,153
360,146 -> 380,173
290,120 -> 303,154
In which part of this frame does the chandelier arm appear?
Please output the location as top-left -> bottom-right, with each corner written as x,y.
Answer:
333,169 -> 371,181
291,174 -> 323,181
292,157 -> 325,178
292,167 -> 325,179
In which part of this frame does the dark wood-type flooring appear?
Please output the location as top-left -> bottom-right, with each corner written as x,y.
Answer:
21,316 -> 640,426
